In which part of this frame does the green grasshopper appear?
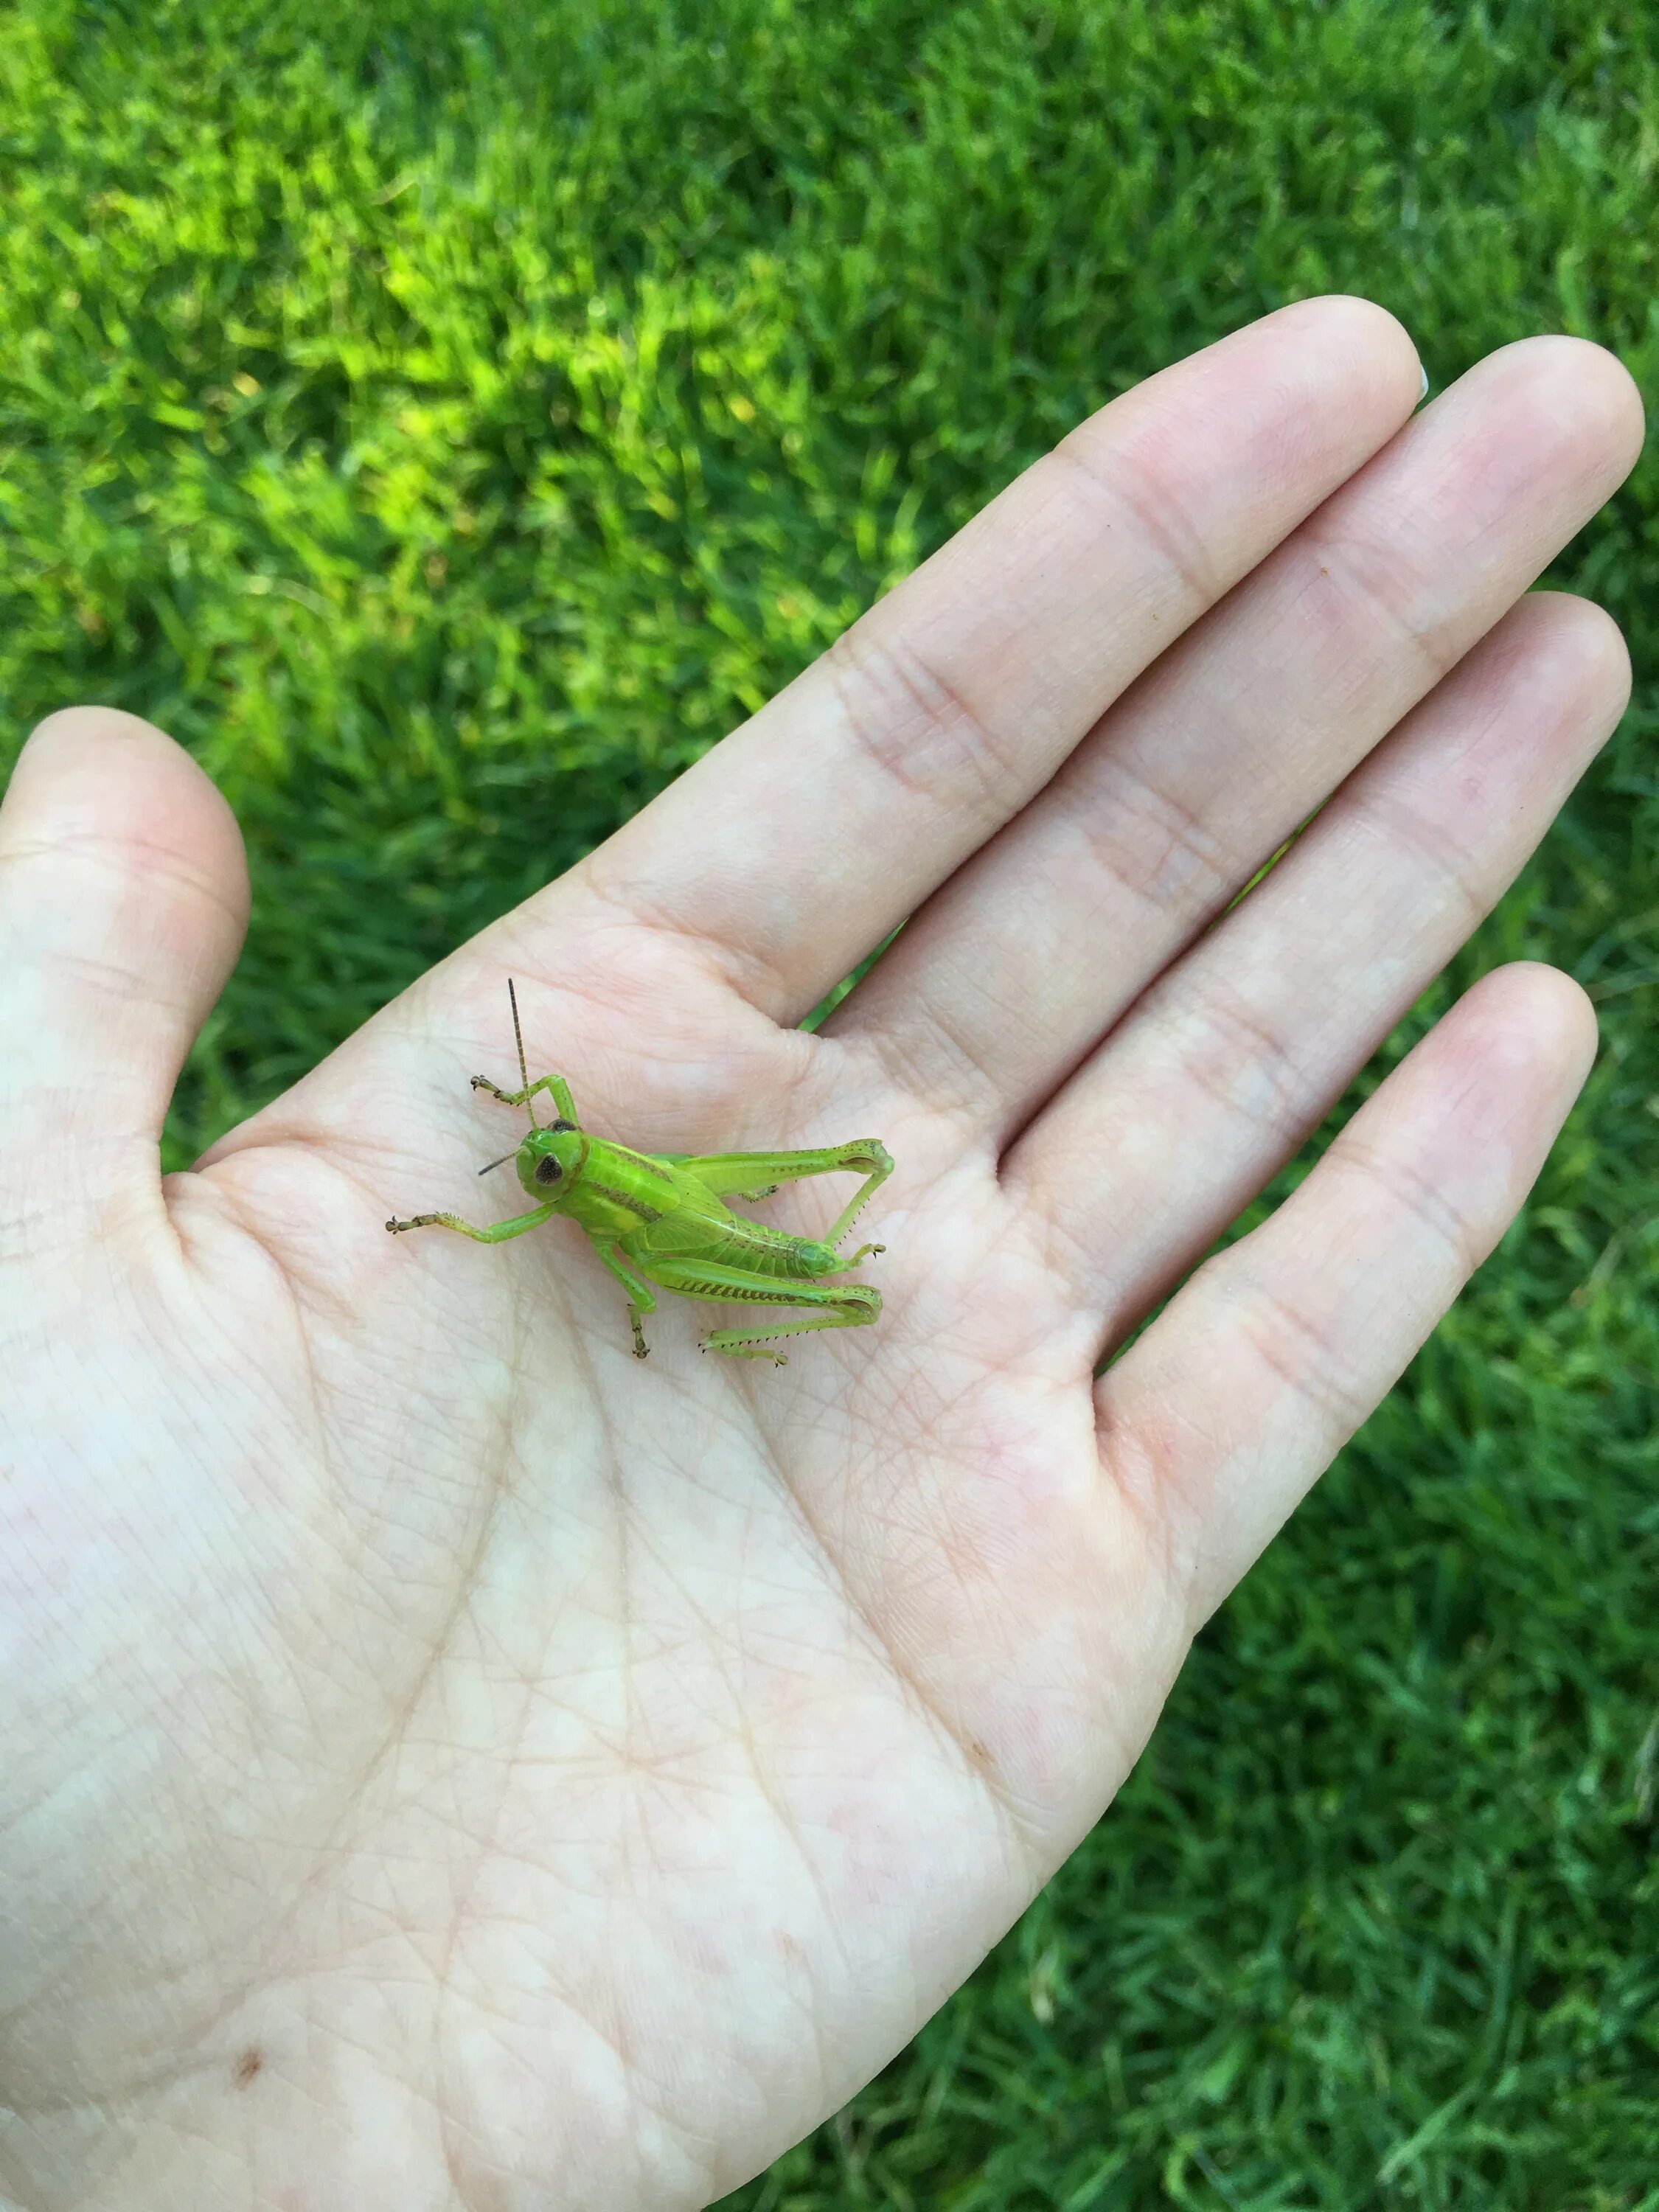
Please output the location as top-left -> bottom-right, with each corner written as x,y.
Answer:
386,982 -> 892,1365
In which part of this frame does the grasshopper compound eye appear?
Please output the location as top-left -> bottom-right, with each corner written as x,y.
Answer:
534,1155 -> 563,1186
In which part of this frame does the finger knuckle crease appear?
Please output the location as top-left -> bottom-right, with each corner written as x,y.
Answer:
1297,524 -> 1466,692
1338,1138 -> 1482,1274
1348,785 -> 1492,932
825,624 -> 1014,827
1046,432 -> 1225,609
1087,753 -> 1246,917
1227,1270 -> 1374,1433
1175,985 -> 1324,1150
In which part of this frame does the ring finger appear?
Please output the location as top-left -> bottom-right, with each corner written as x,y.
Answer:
1006,588 -> 1630,1331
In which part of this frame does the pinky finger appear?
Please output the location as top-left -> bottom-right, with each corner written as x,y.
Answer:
1097,963 -> 1597,1630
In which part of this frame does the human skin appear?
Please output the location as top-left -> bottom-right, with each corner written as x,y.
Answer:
0,298 -> 1643,2210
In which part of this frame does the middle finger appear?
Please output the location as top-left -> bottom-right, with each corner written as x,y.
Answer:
831,338 -> 1641,1138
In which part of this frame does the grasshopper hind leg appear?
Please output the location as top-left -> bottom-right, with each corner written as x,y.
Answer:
701,1287 -> 881,1365
669,1141 -> 894,1253
636,1255 -> 882,1368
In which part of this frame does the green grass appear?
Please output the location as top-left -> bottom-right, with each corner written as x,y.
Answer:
1,0 -> 1656,2202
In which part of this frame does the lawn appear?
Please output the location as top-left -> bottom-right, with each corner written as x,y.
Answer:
1,0 -> 1655,2202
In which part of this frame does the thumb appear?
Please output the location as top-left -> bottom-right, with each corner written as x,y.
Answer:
0,709 -> 248,1214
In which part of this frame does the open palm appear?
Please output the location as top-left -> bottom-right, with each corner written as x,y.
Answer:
0,301 -> 1641,2211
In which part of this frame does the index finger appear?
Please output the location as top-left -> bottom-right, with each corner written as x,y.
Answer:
576,296 -> 1423,1021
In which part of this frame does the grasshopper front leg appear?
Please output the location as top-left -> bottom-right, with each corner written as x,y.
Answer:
386,1202 -> 558,1242
470,1070 -> 580,1123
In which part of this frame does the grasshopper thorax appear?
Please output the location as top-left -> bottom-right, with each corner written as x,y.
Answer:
516,1119 -> 588,1199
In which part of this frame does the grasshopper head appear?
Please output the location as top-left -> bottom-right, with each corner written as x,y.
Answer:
515,1119 -> 587,1199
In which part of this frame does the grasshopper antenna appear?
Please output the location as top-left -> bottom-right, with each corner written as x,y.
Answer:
508,977 -> 538,1130
478,1151 -> 516,1177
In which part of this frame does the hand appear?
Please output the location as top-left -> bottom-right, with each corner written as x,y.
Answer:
0,299 -> 1640,2211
